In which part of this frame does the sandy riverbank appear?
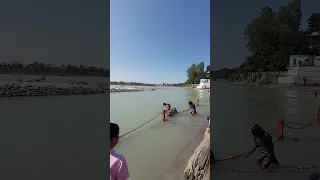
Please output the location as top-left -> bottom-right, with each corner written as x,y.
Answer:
0,82 -> 157,98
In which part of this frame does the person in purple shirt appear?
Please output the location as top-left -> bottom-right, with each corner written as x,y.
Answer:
110,123 -> 129,180
245,124 -> 279,169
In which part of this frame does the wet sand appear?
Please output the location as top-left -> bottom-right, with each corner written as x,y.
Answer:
157,127 -> 207,180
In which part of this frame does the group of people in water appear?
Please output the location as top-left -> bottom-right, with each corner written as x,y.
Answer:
162,101 -> 198,116
110,100 -> 208,180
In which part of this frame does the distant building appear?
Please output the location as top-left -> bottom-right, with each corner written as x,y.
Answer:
278,55 -> 320,85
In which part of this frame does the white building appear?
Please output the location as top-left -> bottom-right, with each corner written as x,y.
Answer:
278,55 -> 320,84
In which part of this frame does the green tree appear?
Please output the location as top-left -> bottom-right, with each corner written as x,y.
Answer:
186,61 -> 207,84
307,13 -> 320,34
243,0 -> 305,72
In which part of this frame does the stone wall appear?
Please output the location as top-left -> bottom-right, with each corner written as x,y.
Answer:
231,72 -> 279,85
184,128 -> 210,180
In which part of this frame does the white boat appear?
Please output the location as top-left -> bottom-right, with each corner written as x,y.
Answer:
196,79 -> 210,89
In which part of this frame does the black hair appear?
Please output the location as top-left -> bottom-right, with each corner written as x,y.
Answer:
207,116 -> 210,121
110,123 -> 120,140
163,103 -> 166,106
188,101 -> 193,105
251,124 -> 269,137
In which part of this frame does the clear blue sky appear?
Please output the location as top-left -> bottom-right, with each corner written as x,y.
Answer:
110,0 -> 210,84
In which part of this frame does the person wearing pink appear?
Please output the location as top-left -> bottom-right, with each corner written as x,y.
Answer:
110,123 -> 129,180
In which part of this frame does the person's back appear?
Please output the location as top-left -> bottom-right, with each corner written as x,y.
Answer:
110,123 -> 129,180
110,149 -> 129,180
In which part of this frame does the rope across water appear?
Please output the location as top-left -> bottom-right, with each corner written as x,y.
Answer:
212,112 -> 320,173
120,112 -> 162,138
119,111 -> 209,138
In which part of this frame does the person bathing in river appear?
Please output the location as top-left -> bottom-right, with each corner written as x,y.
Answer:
186,101 -> 197,115
163,103 -> 178,116
163,103 -> 171,115
163,103 -> 171,111
245,124 -> 279,169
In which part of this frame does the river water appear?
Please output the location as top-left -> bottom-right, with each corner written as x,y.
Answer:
211,82 -> 320,180
111,88 -> 210,180
0,74 -> 210,180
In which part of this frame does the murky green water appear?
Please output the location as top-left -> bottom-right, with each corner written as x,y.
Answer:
111,87 -> 210,180
211,82 -> 320,179
0,78 -> 209,180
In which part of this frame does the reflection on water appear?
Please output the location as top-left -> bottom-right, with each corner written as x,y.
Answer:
212,82 -> 320,179
111,87 -> 210,180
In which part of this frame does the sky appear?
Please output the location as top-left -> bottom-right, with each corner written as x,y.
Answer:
0,0 -> 108,68
211,0 -> 320,70
110,0 -> 210,84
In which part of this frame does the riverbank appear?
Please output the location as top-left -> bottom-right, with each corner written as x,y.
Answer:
0,82 -> 157,97
215,77 -> 320,93
184,127 -> 210,180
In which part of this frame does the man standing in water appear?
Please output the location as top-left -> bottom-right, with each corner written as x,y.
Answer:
110,123 -> 130,180
245,124 -> 279,169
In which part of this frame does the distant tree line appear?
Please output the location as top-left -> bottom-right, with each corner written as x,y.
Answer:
214,0 -> 320,80
185,61 -> 209,84
110,81 -> 156,86
0,61 -> 110,77
110,81 -> 185,87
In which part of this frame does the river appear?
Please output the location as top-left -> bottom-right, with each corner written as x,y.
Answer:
0,74 -> 209,180
111,88 -> 210,180
211,82 -> 320,180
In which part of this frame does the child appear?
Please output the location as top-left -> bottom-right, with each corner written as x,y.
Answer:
187,101 -> 197,115
245,124 -> 279,169
110,123 -> 129,180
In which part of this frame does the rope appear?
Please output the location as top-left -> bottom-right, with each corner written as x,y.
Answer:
284,112 -> 318,129
120,112 -> 162,138
166,120 -> 207,127
285,136 -> 320,141
284,122 -> 314,130
212,112 -> 320,173
212,164 -> 320,173
213,124 -> 280,162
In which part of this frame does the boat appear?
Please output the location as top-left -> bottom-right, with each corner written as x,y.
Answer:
196,79 -> 210,89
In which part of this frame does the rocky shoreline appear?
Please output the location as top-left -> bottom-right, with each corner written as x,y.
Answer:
184,128 -> 210,180
0,82 -> 157,98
